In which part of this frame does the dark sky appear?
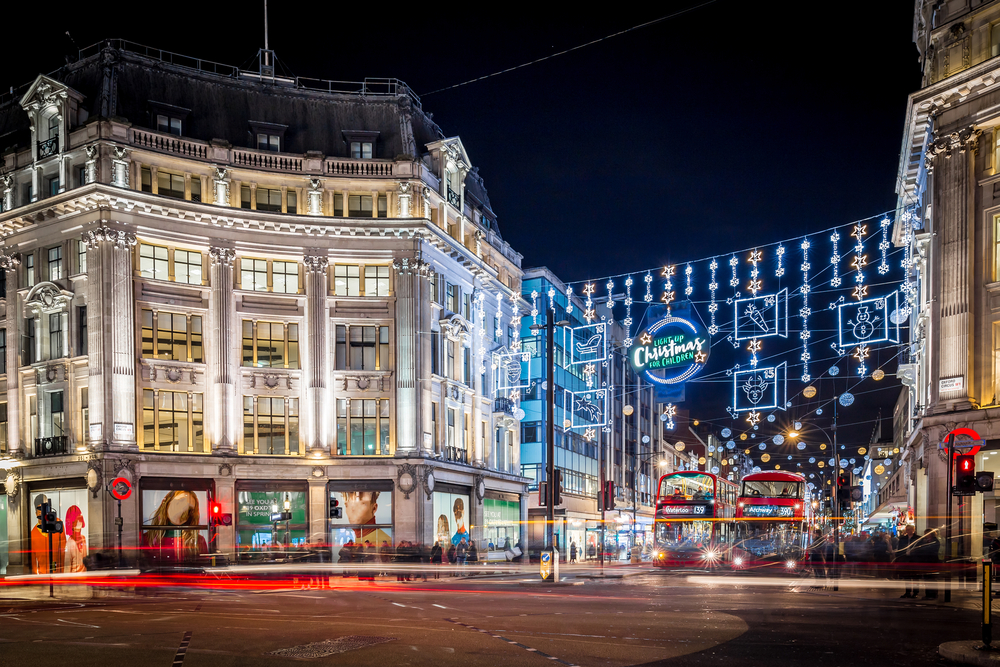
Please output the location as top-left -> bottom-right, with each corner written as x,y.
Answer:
2,3 -> 922,472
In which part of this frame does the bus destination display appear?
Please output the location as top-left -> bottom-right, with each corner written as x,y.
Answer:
741,504 -> 794,518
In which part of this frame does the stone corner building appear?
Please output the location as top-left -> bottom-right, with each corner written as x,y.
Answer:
895,0 -> 1000,556
0,40 -> 528,573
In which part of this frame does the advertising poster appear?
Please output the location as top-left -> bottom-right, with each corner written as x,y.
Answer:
482,497 -> 519,551
29,488 -> 89,574
236,490 -> 307,556
141,489 -> 209,563
433,490 -> 471,561
329,487 -> 392,563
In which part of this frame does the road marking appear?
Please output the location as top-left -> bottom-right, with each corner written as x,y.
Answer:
172,630 -> 193,667
57,619 -> 100,628
446,618 -> 580,666
433,604 -> 448,609
392,602 -> 406,607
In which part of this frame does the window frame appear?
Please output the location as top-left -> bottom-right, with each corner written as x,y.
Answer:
242,395 -> 300,456
140,309 -> 204,363
241,319 -> 300,369
141,388 -> 205,453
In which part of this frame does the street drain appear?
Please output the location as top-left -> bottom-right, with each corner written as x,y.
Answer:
269,636 -> 396,659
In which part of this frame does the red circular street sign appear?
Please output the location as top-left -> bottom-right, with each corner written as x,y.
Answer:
109,476 -> 132,500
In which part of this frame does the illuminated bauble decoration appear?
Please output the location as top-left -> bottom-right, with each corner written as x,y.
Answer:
849,458 -> 856,464
797,442 -> 806,450
711,466 -> 720,474
853,467 -> 862,475
839,393 -> 855,407
708,444 -> 716,453
752,466 -> 761,473
840,444 -> 845,450
761,453 -> 771,462
773,435 -> 784,445
864,454 -> 870,460
675,442 -> 685,452
872,369 -> 885,381
839,459 -> 848,468
793,421 -> 803,431
858,447 -> 867,455
803,386 -> 817,398
727,441 -> 735,449
797,463 -> 802,467
659,413 -> 668,422
883,459 -> 892,466
767,414 -> 776,423
874,465 -> 885,475
758,443 -> 766,450
752,426 -> 758,432
866,475 -> 871,480
721,428 -> 732,438
745,449 -> 751,455
829,366 -> 840,376
828,458 -> 836,466
693,420 -> 700,426
642,435 -> 650,444
818,461 -> 825,468
807,482 -> 815,489
514,408 -> 525,420
893,447 -> 900,454
809,474 -> 815,479
809,457 -> 816,463
698,457 -> 706,465
563,419 -> 572,428
740,433 -> 748,441
623,405 -> 634,416
816,408 -> 823,415
819,443 -> 827,450
774,465 -> 781,469
890,308 -> 906,325
787,455 -> 793,460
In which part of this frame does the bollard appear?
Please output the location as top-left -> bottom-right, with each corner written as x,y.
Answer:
984,559 -> 993,649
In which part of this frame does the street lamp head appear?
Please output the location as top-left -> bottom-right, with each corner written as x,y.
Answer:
555,320 -> 569,327
789,431 -> 799,438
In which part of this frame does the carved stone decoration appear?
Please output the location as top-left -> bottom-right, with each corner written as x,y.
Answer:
419,464 -> 436,500
304,255 -> 329,274
474,473 -> 486,505
86,457 -> 103,498
213,166 -> 230,205
392,253 -> 431,279
84,145 -> 98,184
421,185 -> 432,219
250,372 -> 292,390
218,462 -> 233,477
83,226 -> 137,250
397,181 -> 412,218
0,251 -> 20,273
311,466 -> 325,478
209,247 -> 236,267
397,463 -> 419,499
1,175 -> 13,212
440,315 -> 471,343
113,457 -> 136,480
924,125 -> 982,172
25,282 -> 73,316
111,146 -> 129,187
3,467 -> 21,499
308,178 -> 323,216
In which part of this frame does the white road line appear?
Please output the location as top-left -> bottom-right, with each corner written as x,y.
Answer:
433,604 -> 447,609
57,619 -> 101,628
392,602 -> 406,607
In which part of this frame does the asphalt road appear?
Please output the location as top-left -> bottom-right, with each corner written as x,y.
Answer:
0,570 -> 982,666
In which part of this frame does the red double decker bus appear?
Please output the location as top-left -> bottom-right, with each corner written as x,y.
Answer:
733,471 -> 808,569
653,471 -> 737,567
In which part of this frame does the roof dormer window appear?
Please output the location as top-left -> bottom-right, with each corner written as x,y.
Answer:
149,101 -> 190,137
351,142 -> 373,159
343,130 -> 380,159
257,133 -> 280,152
249,121 -> 288,153
157,114 -> 182,136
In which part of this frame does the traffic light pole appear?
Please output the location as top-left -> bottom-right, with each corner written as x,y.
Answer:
48,532 -> 53,598
946,432 -> 955,603
545,308 -> 556,552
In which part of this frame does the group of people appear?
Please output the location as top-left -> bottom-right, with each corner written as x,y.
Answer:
808,525 -> 942,599
336,537 -> 522,580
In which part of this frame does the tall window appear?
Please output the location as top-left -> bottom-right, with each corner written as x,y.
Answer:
463,347 -> 471,386
431,331 -> 440,375
272,261 -> 299,294
140,310 -> 204,363
77,240 -> 87,275
446,340 -> 455,378
287,190 -> 297,214
174,250 -> 202,285
24,317 -> 35,364
257,134 -> 280,152
334,265 -> 360,296
0,329 -> 6,373
335,325 -> 389,370
256,187 -> 281,212
49,313 -> 63,360
364,266 -> 390,296
350,141 -> 373,159
240,258 -> 268,291
446,283 -> 459,313
156,172 -> 185,199
47,246 -> 62,280
240,185 -> 252,209
142,389 -> 204,452
0,403 -> 7,454
25,254 -> 34,288
139,244 -> 169,280
447,408 -> 456,451
336,398 -> 389,456
50,391 -> 65,439
242,396 -> 299,455
348,195 -> 373,217
241,320 -> 299,369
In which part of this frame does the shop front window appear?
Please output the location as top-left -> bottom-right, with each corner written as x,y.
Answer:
235,487 -> 308,561
140,485 -> 211,567
28,488 -> 89,574
328,485 -> 393,563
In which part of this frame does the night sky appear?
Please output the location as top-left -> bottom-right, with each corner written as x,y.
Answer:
2,2 -> 923,474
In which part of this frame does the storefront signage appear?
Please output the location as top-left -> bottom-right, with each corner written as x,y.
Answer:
742,504 -> 794,518
939,376 -> 964,392
660,504 -> 708,515
628,314 -> 710,387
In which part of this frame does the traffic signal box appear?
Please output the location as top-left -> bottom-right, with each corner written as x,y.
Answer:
39,501 -> 63,534
952,454 -> 993,495
598,480 -> 616,512
329,495 -> 342,519
209,501 -> 232,526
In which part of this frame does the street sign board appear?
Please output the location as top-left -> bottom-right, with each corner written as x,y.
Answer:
109,476 -> 132,500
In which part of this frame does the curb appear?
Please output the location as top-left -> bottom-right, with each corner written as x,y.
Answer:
940,640 -> 1000,665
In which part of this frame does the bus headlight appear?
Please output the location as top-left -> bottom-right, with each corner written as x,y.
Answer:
657,551 -> 666,560
785,560 -> 797,569
733,556 -> 744,567
702,550 -> 719,561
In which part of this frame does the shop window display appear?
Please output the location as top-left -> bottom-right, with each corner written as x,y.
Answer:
433,490 -> 471,563
329,486 -> 392,563
235,489 -> 307,562
141,489 -> 209,565
28,489 -> 89,573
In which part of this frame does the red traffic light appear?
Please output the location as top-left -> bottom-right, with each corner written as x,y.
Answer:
957,455 -> 975,473
210,501 -> 222,515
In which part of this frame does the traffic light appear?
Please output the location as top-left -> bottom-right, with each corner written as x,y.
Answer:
329,495 -> 342,519
602,480 -> 616,511
39,501 -> 63,534
957,455 -> 977,493
553,469 -> 563,506
539,482 -> 548,507
977,471 -> 995,493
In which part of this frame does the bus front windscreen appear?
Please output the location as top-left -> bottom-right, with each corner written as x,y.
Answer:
734,520 -> 806,560
659,474 -> 715,500
656,520 -> 713,554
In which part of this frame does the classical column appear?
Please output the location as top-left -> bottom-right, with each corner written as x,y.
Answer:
83,226 -> 137,451
0,253 -> 20,457
304,255 -> 329,456
925,125 -> 981,409
209,247 -> 238,453
392,254 -> 430,454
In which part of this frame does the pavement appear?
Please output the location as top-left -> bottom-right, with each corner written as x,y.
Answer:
0,565 -> 992,666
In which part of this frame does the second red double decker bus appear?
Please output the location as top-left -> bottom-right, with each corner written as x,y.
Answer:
653,471 -> 737,567
733,470 -> 808,570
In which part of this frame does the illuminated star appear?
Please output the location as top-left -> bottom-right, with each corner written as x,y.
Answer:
584,308 -> 596,323
661,265 -> 676,277
748,250 -> 762,264
747,338 -> 762,354
583,428 -> 596,442
852,285 -> 868,301
851,223 -> 867,239
584,363 -> 596,378
747,279 -> 762,294
695,351 -> 707,364
582,283 -> 595,296
746,411 -> 761,427
640,332 -> 652,345
852,254 -> 868,270
853,344 -> 870,361
661,291 -> 675,304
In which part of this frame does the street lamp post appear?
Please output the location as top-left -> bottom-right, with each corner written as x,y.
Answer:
531,308 -> 568,553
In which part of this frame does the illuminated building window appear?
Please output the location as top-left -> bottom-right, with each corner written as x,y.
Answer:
335,398 -> 389,456
242,396 -> 299,455
140,310 -> 204,363
241,320 -> 299,369
335,325 -> 389,371
139,244 -> 169,281
142,389 -> 204,452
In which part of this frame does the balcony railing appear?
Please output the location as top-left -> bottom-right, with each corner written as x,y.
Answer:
34,435 -> 68,458
445,446 -> 469,464
494,397 -> 514,415
37,136 -> 59,159
447,187 -> 461,207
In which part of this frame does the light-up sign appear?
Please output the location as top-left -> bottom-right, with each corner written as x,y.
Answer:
660,504 -> 708,515
742,504 -> 794,518
628,314 -> 710,387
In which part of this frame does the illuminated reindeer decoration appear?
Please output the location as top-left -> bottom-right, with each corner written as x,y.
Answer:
742,373 -> 769,405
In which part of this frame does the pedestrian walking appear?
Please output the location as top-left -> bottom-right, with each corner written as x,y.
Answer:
895,524 -> 919,598
570,541 -> 578,564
